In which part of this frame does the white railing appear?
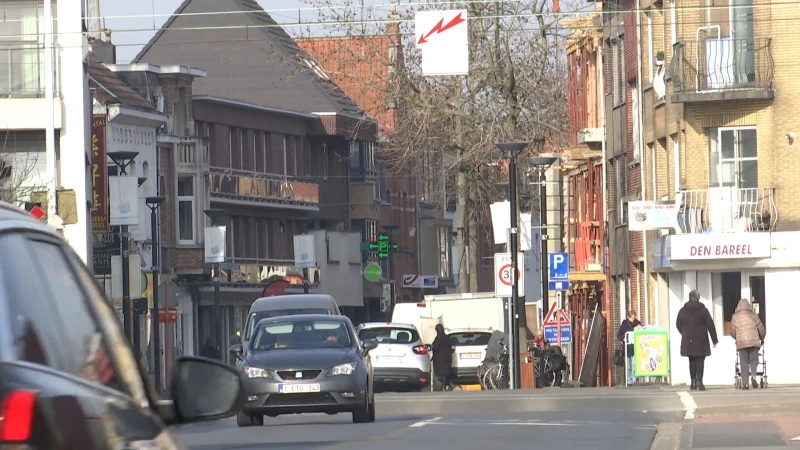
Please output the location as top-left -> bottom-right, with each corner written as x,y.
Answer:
676,187 -> 777,234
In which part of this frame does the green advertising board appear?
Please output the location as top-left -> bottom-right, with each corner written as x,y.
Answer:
363,263 -> 382,282
633,327 -> 670,378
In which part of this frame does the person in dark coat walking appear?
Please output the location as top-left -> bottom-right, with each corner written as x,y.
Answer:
676,290 -> 718,391
199,337 -> 218,360
431,324 -> 454,391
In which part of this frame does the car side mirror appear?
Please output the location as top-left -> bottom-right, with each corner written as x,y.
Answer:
229,343 -> 243,356
362,340 -> 379,353
170,357 -> 245,424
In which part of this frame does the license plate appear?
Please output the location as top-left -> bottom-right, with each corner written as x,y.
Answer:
459,353 -> 482,360
376,356 -> 403,364
278,384 -> 321,394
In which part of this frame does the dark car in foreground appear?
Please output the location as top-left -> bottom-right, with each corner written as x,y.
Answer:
0,201 -> 246,449
230,314 -> 377,426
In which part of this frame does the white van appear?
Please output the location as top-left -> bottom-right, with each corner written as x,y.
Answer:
240,294 -> 341,354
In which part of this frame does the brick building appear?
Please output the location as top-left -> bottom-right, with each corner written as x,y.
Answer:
563,10 -> 613,386
606,0 -> 800,385
297,13 -> 455,308
120,0 -> 379,365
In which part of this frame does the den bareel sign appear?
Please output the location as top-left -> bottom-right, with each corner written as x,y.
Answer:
670,232 -> 771,260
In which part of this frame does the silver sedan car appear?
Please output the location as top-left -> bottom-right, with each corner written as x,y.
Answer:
230,314 -> 378,426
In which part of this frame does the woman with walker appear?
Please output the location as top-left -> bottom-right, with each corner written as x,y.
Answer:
730,297 -> 766,390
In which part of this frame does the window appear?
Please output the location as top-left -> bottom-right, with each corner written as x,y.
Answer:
349,141 -> 361,170
177,176 -> 195,243
322,144 -> 330,179
621,200 -> 629,225
0,3 -> 45,96
646,12 -> 653,81
359,327 -> 420,344
649,143 -> 657,199
612,40 -> 625,106
632,86 -> 641,161
362,142 -> 376,171
1,235 -> 145,401
261,131 -> 270,173
282,136 -> 288,176
376,161 -> 388,202
438,226 -> 452,279
708,127 -> 758,188
238,128 -> 245,170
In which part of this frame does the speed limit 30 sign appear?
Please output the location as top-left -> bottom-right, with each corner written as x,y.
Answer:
494,252 -> 525,297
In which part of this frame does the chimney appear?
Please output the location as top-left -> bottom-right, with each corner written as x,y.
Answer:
90,39 -> 116,64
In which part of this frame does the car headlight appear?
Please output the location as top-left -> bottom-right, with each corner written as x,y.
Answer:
242,365 -> 271,379
329,362 -> 357,376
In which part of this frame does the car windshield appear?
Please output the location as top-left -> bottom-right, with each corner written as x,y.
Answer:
244,308 -> 331,340
449,332 -> 492,346
251,320 -> 352,351
359,327 -> 419,344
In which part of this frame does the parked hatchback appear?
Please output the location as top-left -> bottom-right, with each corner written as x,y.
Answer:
448,328 -> 493,385
0,202 -> 245,449
356,323 -> 431,392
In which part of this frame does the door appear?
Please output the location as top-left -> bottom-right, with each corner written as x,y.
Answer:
709,127 -> 759,230
744,271 -> 766,329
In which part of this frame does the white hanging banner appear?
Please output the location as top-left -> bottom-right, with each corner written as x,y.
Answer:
109,176 -> 139,226
204,226 -> 227,263
415,9 -> 469,76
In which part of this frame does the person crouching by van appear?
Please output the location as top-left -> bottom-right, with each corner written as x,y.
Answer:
431,324 -> 454,391
730,298 -> 765,390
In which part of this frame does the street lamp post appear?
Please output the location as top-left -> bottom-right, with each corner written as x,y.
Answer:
146,195 -> 165,392
204,208 -> 228,360
382,224 -> 399,322
530,154 -> 558,389
108,151 -> 139,344
496,142 -> 530,390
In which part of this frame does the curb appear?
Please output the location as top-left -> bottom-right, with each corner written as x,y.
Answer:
650,421 -> 682,450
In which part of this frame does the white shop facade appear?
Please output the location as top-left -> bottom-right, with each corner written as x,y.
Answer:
651,231 -> 800,386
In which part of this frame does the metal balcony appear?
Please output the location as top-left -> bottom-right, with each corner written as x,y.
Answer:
676,187 -> 776,234
208,167 -> 319,210
0,44 -> 60,98
670,37 -> 774,103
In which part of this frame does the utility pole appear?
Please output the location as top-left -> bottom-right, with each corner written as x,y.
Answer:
107,151 -> 140,345
146,196 -> 165,392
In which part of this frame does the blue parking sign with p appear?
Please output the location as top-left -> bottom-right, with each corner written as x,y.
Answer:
549,252 -> 569,281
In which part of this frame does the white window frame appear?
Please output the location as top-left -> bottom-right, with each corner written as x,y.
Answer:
437,226 -> 452,279
177,176 -> 196,245
708,126 -> 758,189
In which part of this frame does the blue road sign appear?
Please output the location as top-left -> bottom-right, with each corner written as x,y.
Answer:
544,324 -> 572,344
548,280 -> 571,291
548,252 -> 569,281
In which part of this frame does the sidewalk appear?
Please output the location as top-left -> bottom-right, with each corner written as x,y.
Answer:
651,386 -> 800,450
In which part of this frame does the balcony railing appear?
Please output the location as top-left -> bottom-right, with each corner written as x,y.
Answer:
0,44 -> 59,98
208,167 -> 319,208
670,37 -> 773,97
676,187 -> 776,234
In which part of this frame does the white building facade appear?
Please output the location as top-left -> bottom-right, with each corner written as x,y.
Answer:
652,230 -> 800,386
0,0 -> 92,261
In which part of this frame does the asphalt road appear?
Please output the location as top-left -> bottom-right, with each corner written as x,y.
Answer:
173,389 -> 684,450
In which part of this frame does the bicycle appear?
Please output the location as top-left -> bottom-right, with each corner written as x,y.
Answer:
479,345 -> 509,390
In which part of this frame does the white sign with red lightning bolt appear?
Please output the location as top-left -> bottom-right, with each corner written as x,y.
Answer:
415,10 -> 469,76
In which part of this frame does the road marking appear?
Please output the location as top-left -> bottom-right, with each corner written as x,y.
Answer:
418,420 -> 655,430
792,436 -> 800,441
409,416 -> 441,428
678,391 -> 697,420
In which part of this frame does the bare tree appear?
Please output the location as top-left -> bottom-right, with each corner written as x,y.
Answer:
298,0 -> 569,306
0,136 -> 49,210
